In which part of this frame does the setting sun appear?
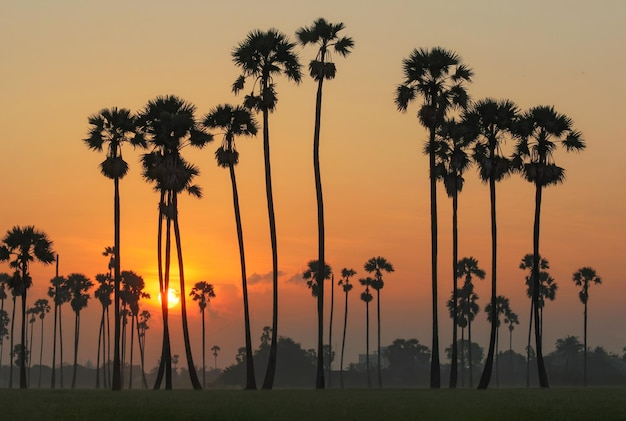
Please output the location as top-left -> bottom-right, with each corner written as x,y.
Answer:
158,288 -> 180,309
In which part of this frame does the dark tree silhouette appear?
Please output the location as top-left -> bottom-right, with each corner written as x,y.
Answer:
457,257 -> 484,387
48,264 -> 70,389
32,298 -> 50,388
120,270 -> 149,389
297,17 -> 353,389
572,267 -> 602,386
359,277 -> 374,388
395,47 -> 473,388
485,295 -> 514,387
137,310 -> 151,389
338,268 -> 355,388
212,345 -> 220,370
514,105 -> 585,387
202,103 -> 258,390
94,273 -> 113,389
0,226 -> 55,388
66,273 -> 93,389
0,273 -> 9,384
232,28 -> 302,389
190,281 -> 216,388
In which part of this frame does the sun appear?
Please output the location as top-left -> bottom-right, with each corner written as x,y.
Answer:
158,288 -> 180,309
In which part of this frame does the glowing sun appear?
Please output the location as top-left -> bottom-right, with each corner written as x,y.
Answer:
158,288 -> 180,309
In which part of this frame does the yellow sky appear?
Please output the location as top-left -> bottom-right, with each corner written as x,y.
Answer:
1,1 -> 625,374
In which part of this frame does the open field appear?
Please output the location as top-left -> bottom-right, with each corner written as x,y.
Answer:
1,388 -> 625,420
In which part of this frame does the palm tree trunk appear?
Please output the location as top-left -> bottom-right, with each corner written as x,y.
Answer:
340,288 -> 349,389
228,164 -> 256,390
460,327 -> 465,387
96,307 -> 104,388
28,315 -> 34,383
583,300 -> 588,387
128,314 -> 135,389
479,177 -> 498,389
495,325 -> 500,387
9,295 -> 15,388
328,274 -> 334,388
106,305 -> 111,388
20,288 -> 28,388
365,297 -> 371,388
532,184 -> 549,387
526,299 -> 533,387
376,288 -> 382,388
172,193 -> 202,390
38,317 -> 44,388
71,312 -> 79,388
202,308 -> 206,388
59,305 -> 64,388
0,299 -> 4,385
50,302 -> 58,389
261,102 -> 279,391
450,193 -> 458,388
468,317 -> 473,388
428,122 -> 440,389
313,75 -> 326,390
112,175 -> 122,391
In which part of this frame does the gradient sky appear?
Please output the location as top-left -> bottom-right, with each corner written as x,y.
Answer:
1,1 -> 625,378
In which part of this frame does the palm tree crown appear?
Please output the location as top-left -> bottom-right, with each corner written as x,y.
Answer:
302,260 -> 332,297
203,104 -> 258,168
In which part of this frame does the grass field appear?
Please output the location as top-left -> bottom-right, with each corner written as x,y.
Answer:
1,388 -> 625,420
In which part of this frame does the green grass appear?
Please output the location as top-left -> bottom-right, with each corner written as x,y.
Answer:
1,388 -> 625,420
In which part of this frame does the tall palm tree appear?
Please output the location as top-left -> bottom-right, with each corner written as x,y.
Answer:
514,105 -> 585,387
485,295 -> 513,387
32,298 -> 50,388
94,273 -> 113,389
84,108 -> 146,391
457,257 -> 484,387
211,345 -> 220,370
364,257 -> 394,388
297,18 -> 353,389
232,28 -> 302,390
202,103 -> 257,390
120,270 -> 149,389
395,47 -> 473,388
437,118 -> 474,388
7,279 -> 21,388
137,95 -> 213,390
48,271 -> 69,389
461,98 -> 519,389
302,259 -> 332,388
0,226 -> 55,388
359,277 -> 374,388
338,268 -> 355,388
189,281 -> 216,388
66,273 -> 93,389
572,267 -> 602,386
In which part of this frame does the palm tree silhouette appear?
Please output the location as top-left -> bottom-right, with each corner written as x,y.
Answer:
94,273 -> 113,389
0,226 -> 55,388
66,273 -> 93,389
359,276 -> 374,388
484,295 -> 514,387
32,298 -> 50,388
137,95 -> 212,390
48,269 -> 69,389
297,18 -> 353,389
514,105 -> 585,387
338,268 -> 355,388
457,257 -> 484,387
136,310 -> 151,389
0,273 -> 9,381
84,109 -> 146,390
232,28 -> 302,390
437,119 -> 474,388
395,47 -> 473,388
7,279 -> 21,388
120,270 -> 149,389
202,103 -> 257,390
211,345 -> 220,370
572,267 -> 602,386
364,257 -> 394,388
190,281 -> 216,388
302,259 -> 332,388
462,98 -> 519,390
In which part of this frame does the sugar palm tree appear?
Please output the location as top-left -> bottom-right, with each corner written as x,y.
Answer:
7,280 -> 21,388
66,273 -> 92,389
32,298 -> 50,388
48,271 -> 69,389
338,268 -> 355,388
0,226 -> 55,388
572,267 -> 602,386
359,277 -> 374,388
437,118 -> 474,388
84,108 -> 146,390
120,270 -> 149,389
94,273 -> 113,389
189,281 -> 216,388
484,295 -> 513,387
395,47 -> 473,388
504,308 -> 519,354
211,345 -> 220,370
302,259 -> 332,388
461,98 -> 519,389
364,257 -> 394,388
0,273 -> 8,379
137,95 -> 212,390
457,257 -> 484,387
297,18 -> 353,389
0,309 -> 8,381
137,310 -> 151,389
514,105 -> 585,387
232,28 -> 302,390
202,103 -> 257,390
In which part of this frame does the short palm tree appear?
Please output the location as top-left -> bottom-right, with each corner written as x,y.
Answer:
32,298 -> 50,388
359,277 -> 374,388
48,272 -> 69,389
211,345 -> 220,370
137,310 -> 151,389
137,95 -> 212,390
338,268 -> 355,388
302,259 -> 332,388
189,281 -> 216,388
66,273 -> 93,389
0,226 -> 55,388
0,273 -> 9,378
514,105 -> 585,387
484,295 -> 513,387
202,103 -> 257,390
84,108 -> 146,390
297,18 -> 353,389
572,267 -> 602,386
94,273 -> 113,389
232,28 -> 302,390
395,47 -> 473,388
364,257 -> 394,388
120,270 -> 149,389
457,257 -> 484,387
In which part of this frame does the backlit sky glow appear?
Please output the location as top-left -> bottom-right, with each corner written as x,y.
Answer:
1,1 -> 625,379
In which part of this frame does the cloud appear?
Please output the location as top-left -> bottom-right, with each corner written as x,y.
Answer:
285,272 -> 305,285
247,270 -> 285,285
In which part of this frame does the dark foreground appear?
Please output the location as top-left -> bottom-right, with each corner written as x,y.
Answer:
1,388 -> 625,420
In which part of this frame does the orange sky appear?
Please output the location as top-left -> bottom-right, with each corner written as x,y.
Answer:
1,1 -> 625,376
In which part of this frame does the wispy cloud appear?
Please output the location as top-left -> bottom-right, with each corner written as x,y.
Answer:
247,270 -> 285,285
